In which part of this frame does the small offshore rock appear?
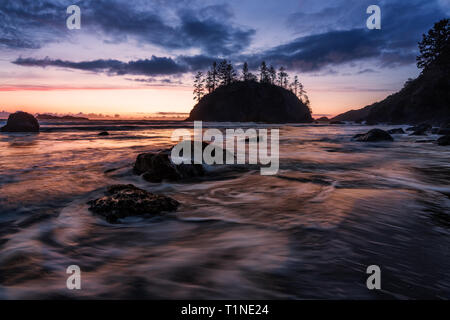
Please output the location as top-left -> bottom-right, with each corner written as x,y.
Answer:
1,112 -> 39,133
352,129 -> 393,142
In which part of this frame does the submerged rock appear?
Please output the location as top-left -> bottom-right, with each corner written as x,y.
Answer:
438,121 -> 450,135
1,112 -> 39,133
88,184 -> 179,223
98,131 -> 109,136
387,128 -> 405,134
437,135 -> 450,146
352,129 -> 393,142
408,123 -> 432,136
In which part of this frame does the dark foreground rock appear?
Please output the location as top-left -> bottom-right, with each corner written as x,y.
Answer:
134,140 -> 237,182
437,135 -> 450,146
88,184 -> 179,223
1,112 -> 39,133
330,121 -> 345,124
98,131 -> 109,136
134,141 -> 212,183
352,129 -> 394,142
387,128 -> 405,134
186,81 -> 313,123
134,151 -> 205,182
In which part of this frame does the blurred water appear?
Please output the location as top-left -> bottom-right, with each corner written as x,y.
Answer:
0,121 -> 449,299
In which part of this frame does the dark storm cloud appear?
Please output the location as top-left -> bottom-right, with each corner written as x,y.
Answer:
242,28 -> 388,72
175,9 -> 255,55
176,55 -> 218,71
0,0 -> 255,55
3,0 -> 448,73
85,1 -> 255,55
0,0 -> 67,49
13,56 -> 188,76
277,0 -> 448,71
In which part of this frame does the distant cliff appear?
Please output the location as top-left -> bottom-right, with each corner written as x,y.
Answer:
187,81 -> 313,123
37,114 -> 89,121
332,64 -> 450,125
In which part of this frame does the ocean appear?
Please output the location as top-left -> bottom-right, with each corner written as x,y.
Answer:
0,120 -> 449,299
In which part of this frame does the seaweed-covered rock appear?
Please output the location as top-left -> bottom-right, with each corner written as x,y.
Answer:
352,129 -> 393,142
88,184 -> 179,223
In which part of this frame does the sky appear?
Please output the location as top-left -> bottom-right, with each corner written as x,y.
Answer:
0,0 -> 448,118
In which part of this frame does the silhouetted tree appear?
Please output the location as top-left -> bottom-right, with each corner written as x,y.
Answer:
217,60 -> 229,86
242,62 -> 250,81
211,61 -> 219,90
277,67 -> 288,88
193,71 -> 205,102
218,59 -> 236,86
242,62 -> 257,82
298,81 -> 310,111
248,73 -> 257,82
269,65 -> 276,84
227,62 -> 237,84
403,77 -> 414,89
417,18 -> 449,70
304,95 -> 311,114
259,61 -> 270,83
298,82 -> 306,100
304,95 -> 310,107
291,75 -> 299,96
205,70 -> 214,93
283,73 -> 290,89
